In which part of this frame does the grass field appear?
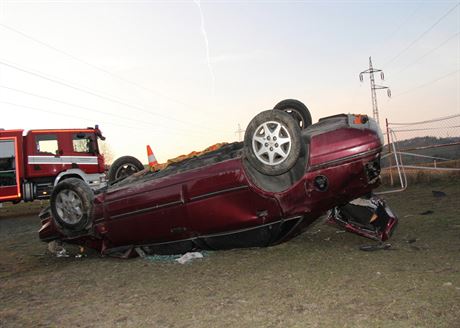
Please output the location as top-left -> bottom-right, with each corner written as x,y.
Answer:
0,181 -> 459,327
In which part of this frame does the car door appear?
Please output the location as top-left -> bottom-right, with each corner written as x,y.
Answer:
0,136 -> 21,202
102,175 -> 188,246
26,133 -> 62,179
184,159 -> 282,235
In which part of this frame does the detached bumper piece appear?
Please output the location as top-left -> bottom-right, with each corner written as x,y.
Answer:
327,194 -> 398,242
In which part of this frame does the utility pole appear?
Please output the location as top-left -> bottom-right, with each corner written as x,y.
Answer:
359,57 -> 391,124
235,124 -> 245,141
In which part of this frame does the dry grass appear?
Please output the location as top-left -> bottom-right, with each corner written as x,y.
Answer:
0,200 -> 48,219
0,181 -> 459,327
381,166 -> 460,185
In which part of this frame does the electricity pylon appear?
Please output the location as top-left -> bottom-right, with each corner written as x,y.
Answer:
359,57 -> 391,124
235,124 -> 245,141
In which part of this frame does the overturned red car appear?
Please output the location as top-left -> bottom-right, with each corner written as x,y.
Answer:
39,99 -> 397,256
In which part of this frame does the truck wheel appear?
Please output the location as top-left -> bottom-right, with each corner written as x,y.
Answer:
244,110 -> 302,176
274,99 -> 312,130
108,156 -> 144,182
50,178 -> 94,232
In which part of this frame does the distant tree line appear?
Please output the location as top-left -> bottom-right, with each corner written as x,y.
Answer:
382,136 -> 460,167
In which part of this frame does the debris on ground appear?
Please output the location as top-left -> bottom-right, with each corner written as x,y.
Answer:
144,254 -> 181,262
47,241 -> 88,258
420,210 -> 434,215
142,251 -> 209,264
359,243 -> 392,252
56,248 -> 69,258
135,247 -> 147,258
432,190 -> 447,197
176,252 -> 204,264
48,241 -> 69,257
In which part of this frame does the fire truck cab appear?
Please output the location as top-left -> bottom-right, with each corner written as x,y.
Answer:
0,126 -> 107,203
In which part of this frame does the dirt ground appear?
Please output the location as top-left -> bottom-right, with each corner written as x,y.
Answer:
1,181 -> 459,328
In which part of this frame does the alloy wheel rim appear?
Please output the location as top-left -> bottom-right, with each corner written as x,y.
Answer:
252,120 -> 291,166
55,190 -> 83,224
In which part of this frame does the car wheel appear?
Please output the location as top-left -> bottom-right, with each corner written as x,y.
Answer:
50,178 -> 94,231
274,99 -> 312,130
108,156 -> 144,182
244,110 -> 302,176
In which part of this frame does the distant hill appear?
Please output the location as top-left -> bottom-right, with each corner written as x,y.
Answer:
392,136 -> 460,149
382,136 -> 460,167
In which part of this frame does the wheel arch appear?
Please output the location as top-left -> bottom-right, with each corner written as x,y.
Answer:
53,169 -> 86,186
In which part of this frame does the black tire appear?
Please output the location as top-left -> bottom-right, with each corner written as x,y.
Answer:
50,178 -> 94,232
274,99 -> 312,130
244,110 -> 302,176
108,156 -> 144,182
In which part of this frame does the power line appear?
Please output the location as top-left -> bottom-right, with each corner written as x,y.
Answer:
393,69 -> 460,98
367,3 -> 424,57
348,4 -> 423,111
389,114 -> 460,126
0,100 -> 216,139
0,84 -> 142,124
0,85 -> 195,134
0,58 -> 225,132
393,31 -> 460,76
382,2 -> 460,68
0,85 -> 216,138
0,22 -> 209,116
0,58 -> 169,121
0,100 -> 139,130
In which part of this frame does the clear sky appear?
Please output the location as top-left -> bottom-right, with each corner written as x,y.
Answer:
0,0 -> 459,164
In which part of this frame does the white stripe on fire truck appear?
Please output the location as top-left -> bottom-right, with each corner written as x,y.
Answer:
27,156 -> 98,165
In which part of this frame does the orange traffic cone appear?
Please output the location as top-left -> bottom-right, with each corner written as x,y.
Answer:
146,145 -> 158,170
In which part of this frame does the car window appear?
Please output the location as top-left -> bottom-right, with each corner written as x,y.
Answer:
73,133 -> 95,154
36,134 -> 58,155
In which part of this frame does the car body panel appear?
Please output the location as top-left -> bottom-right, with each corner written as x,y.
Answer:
38,112 -> 398,255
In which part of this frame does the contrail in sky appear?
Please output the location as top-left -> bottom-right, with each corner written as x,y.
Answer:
193,0 -> 215,85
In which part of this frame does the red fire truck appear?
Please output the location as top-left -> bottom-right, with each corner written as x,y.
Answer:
0,126 -> 108,203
